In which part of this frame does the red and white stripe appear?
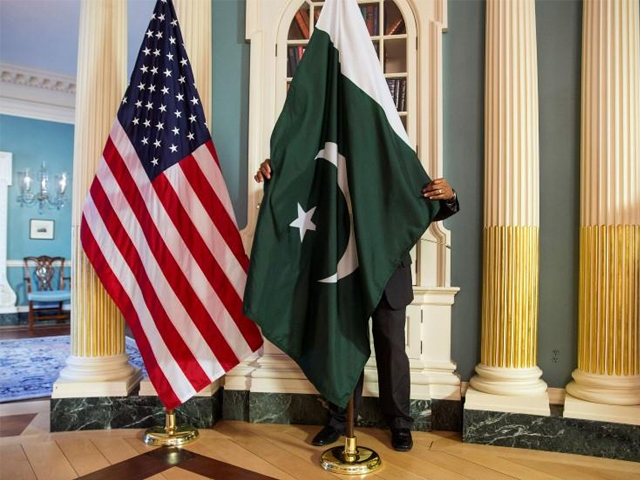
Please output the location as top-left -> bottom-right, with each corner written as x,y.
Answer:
81,120 -> 263,409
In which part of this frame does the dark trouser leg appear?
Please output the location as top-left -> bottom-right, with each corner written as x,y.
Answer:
372,297 -> 413,430
327,372 -> 364,432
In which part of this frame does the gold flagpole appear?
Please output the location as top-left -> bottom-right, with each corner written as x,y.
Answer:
320,395 -> 382,474
143,409 -> 199,447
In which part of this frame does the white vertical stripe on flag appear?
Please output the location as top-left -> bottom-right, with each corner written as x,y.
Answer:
83,195 -> 196,404
94,162 -> 226,380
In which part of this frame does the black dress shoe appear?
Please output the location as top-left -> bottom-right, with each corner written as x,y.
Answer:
391,428 -> 413,451
311,425 -> 343,446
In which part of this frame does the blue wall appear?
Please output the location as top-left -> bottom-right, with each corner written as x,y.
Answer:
536,0 -> 582,387
0,115 -> 74,305
212,0 -> 250,228
443,0 -> 486,385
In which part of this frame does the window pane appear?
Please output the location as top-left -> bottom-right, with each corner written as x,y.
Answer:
287,45 -> 307,78
386,78 -> 407,112
288,3 -> 311,40
358,3 -> 380,36
384,0 -> 405,36
384,38 -> 407,74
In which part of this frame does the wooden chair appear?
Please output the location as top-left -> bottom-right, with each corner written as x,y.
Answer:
23,256 -> 71,331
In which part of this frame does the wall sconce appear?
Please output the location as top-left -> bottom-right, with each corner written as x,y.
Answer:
17,163 -> 69,212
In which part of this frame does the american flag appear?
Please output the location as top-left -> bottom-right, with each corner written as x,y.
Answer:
80,0 -> 263,409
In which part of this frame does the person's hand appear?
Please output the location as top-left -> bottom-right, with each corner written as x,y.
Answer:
423,178 -> 455,201
254,159 -> 272,183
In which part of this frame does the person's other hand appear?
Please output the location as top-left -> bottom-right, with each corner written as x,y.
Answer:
423,178 -> 455,201
254,159 -> 272,183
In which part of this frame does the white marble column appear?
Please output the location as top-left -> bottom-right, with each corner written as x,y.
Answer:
465,0 -> 549,416
0,152 -> 17,313
564,0 -> 640,425
53,0 -> 141,398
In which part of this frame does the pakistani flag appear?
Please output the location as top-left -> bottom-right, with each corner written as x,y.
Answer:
244,0 -> 440,409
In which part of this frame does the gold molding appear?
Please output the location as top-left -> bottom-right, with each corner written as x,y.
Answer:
481,226 -> 539,369
578,225 -> 640,377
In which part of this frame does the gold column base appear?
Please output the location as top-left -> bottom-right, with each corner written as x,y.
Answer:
320,436 -> 382,475
143,410 -> 199,447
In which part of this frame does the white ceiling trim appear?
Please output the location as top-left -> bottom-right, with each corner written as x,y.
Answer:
0,63 -> 76,124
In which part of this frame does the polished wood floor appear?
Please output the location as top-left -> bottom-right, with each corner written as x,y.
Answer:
0,324 -> 70,340
0,401 -> 638,480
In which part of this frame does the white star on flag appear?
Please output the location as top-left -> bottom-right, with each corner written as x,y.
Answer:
290,204 -> 317,242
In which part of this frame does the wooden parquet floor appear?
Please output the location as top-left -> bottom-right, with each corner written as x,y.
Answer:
0,402 -> 638,479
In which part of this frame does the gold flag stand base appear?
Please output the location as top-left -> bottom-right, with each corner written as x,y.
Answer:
143,409 -> 199,447
321,436 -> 382,475
320,396 -> 382,475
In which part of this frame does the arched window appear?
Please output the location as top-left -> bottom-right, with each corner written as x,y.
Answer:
280,1 -> 415,139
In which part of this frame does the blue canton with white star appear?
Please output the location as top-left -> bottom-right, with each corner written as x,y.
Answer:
117,0 -> 211,181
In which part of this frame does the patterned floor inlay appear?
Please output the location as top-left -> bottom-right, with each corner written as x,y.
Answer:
78,446 -> 276,480
0,413 -> 38,437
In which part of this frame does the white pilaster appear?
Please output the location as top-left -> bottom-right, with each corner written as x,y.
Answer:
53,0 -> 141,398
0,152 -> 17,313
564,0 -> 640,424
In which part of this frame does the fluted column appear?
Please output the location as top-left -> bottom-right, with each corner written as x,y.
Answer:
564,0 -> 640,423
465,0 -> 549,415
53,0 -> 141,397
174,0 -> 212,125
